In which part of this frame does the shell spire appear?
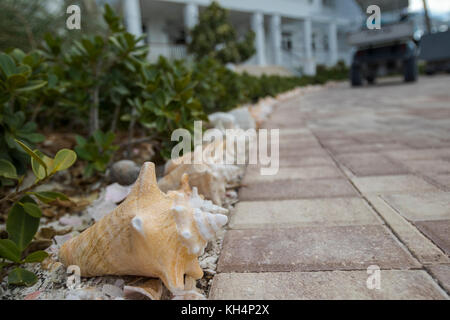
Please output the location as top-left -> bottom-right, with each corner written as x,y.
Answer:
59,163 -> 228,293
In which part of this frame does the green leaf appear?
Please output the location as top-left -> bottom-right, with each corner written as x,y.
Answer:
0,159 -> 17,179
15,80 -> 47,92
92,130 -> 104,147
31,150 -> 53,180
8,268 -> 38,286
15,140 -> 47,176
75,135 -> 87,148
30,191 -> 69,204
24,250 -> 48,263
16,132 -> 45,144
0,53 -> 16,77
6,197 -> 40,251
7,74 -> 27,88
20,202 -> 42,218
52,149 -> 77,172
0,239 -> 21,262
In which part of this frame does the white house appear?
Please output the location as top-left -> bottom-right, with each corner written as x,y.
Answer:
121,0 -> 363,75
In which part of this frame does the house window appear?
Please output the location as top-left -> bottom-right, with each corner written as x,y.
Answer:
312,32 -> 316,52
323,34 -> 329,51
323,0 -> 335,8
281,32 -> 292,51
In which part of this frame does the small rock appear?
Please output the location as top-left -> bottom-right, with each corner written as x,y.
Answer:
109,160 -> 140,186
59,216 -> 83,228
24,290 -> 41,300
66,287 -> 103,300
104,183 -> 133,203
54,233 -> 74,247
102,284 -> 123,298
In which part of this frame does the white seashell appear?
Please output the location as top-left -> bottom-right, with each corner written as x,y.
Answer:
159,140 -> 245,205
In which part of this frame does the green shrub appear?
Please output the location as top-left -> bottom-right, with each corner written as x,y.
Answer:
74,130 -> 118,177
0,50 -> 47,182
41,4 -> 148,136
125,57 -> 206,159
188,1 -> 255,64
0,141 -> 76,286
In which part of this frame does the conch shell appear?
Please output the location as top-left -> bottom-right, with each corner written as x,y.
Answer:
158,140 -> 243,205
249,99 -> 275,127
59,162 -> 228,293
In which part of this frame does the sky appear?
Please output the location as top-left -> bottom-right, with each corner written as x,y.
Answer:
409,0 -> 450,14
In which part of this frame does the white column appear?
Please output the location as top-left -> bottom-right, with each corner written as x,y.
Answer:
303,18 -> 316,75
184,3 -> 199,43
328,22 -> 338,66
270,15 -> 282,65
251,12 -> 266,66
123,0 -> 143,40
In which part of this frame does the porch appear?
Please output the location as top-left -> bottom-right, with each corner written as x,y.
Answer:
123,0 -> 353,75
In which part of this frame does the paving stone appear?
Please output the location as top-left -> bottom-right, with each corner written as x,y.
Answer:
326,142 -> 407,155
280,147 -> 329,158
367,195 -> 449,264
426,264 -> 450,293
381,192 -> 450,221
336,153 -> 409,177
242,166 -> 342,183
402,159 -> 450,175
229,198 -> 382,229
384,148 -> 450,161
239,178 -> 358,201
351,175 -> 439,195
399,136 -> 450,149
217,225 -> 420,273
279,137 -> 320,149
278,156 -> 335,167
279,128 -> 311,136
209,270 -> 448,300
427,174 -> 450,190
415,220 -> 450,255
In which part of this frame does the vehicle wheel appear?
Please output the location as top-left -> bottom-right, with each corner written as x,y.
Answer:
351,65 -> 362,87
404,57 -> 418,82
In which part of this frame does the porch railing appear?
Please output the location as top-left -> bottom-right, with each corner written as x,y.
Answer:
147,42 -> 187,62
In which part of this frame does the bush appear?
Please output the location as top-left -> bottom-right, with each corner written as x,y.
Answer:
41,4 -> 148,136
0,141 -> 76,286
0,50 -> 47,182
75,130 -> 118,177
188,1 -> 255,64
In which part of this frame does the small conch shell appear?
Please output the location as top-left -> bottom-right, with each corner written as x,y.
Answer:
59,162 -> 228,293
158,162 -> 226,205
159,140 -> 243,205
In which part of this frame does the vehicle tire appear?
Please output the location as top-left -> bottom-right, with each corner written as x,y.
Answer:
366,76 -> 375,84
404,57 -> 418,82
351,65 -> 363,87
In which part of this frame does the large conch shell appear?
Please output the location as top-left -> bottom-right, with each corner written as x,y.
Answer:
59,162 -> 228,293
158,140 -> 243,205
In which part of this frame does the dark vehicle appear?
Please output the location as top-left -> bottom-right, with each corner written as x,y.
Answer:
420,30 -> 450,75
348,20 -> 418,86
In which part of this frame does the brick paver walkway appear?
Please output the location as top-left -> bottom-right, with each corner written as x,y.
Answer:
210,76 -> 450,299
